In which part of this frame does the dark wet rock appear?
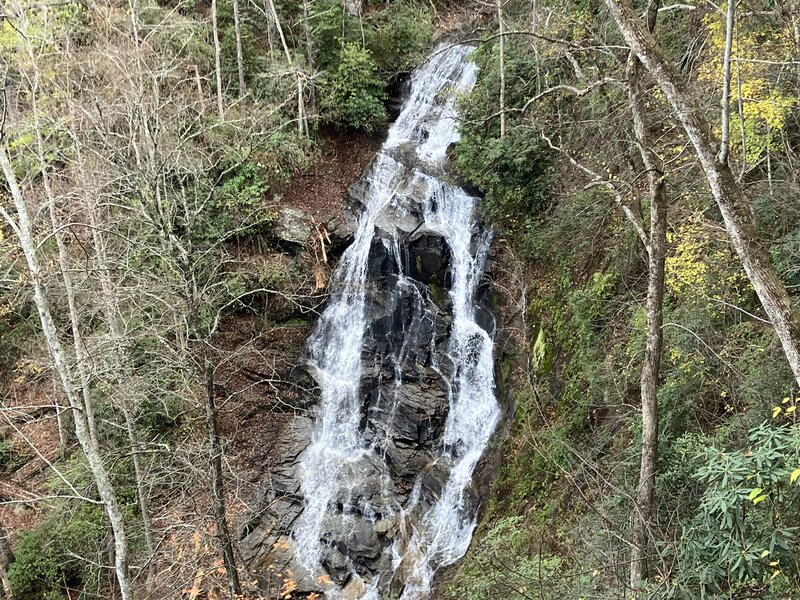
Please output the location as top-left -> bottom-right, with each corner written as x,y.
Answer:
384,444 -> 435,479
475,304 -> 496,337
287,364 -> 322,409
365,378 -> 448,447
322,548 -> 351,585
325,216 -> 355,255
245,125 -> 497,600
420,458 -> 452,501
408,234 -> 451,288
321,515 -> 380,560
368,234 -> 399,278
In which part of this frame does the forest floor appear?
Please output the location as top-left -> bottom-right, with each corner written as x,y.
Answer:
282,129 -> 382,229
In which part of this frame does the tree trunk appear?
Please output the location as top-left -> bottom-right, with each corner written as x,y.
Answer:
0,526 -> 13,600
232,0 -> 246,96
497,0 -> 506,137
30,82 -> 135,598
86,203 -> 157,586
262,0 -> 276,58
264,0 -> 305,135
266,0 -> 292,64
718,0 -> 735,164
141,183 -> 242,599
194,65 -> 207,115
297,74 -> 308,137
203,352 -> 241,598
302,0 -> 316,116
211,0 -> 225,119
626,1 -> 666,586
604,0 -> 800,389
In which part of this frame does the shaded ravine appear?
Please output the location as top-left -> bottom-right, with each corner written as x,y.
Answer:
244,43 -> 499,600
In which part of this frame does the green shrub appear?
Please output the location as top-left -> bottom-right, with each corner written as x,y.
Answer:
662,421 -> 800,598
456,127 -> 552,226
9,504 -> 106,600
365,1 -> 433,73
568,271 -> 618,346
455,38 -> 552,231
771,228 -> 800,289
307,0 -> 355,70
320,43 -> 388,131
448,515 -> 583,600
200,132 -> 310,243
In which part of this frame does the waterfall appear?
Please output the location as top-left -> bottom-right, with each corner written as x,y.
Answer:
291,42 -> 499,600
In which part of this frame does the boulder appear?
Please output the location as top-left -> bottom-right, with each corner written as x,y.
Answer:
273,207 -> 312,246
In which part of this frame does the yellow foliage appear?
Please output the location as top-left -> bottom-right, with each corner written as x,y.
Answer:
773,396 -> 797,421
12,359 -> 46,384
665,217 -> 749,306
697,4 -> 796,163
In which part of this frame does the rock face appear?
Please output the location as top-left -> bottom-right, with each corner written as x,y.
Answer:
243,206 -> 491,591
243,43 -> 498,599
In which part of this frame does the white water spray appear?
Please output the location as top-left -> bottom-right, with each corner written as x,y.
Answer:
292,42 -> 499,600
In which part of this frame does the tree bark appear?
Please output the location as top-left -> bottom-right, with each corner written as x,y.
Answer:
232,0 -> 246,96
266,0 -> 292,63
262,0 -> 276,58
28,71 -> 135,597
604,0 -> 800,389
718,0 -> 735,164
203,352 -> 241,598
0,526 -> 13,599
264,0 -> 307,135
211,0 -> 225,119
627,46 -> 666,596
498,0 -> 507,137
302,0 -> 316,117
152,204 -> 241,597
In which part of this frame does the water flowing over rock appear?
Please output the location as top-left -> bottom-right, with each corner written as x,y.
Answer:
243,42 -> 500,600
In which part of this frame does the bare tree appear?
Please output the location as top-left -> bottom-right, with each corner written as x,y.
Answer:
302,0 -> 317,116
0,526 -> 13,599
625,0 -> 666,586
522,2 -> 669,582
0,141 -> 135,600
1,0 -> 316,596
212,0 -> 226,119
233,0 -> 247,96
264,0 -> 309,136
497,0 -> 507,137
203,350 -> 242,598
83,190 -> 158,586
0,5 -> 135,596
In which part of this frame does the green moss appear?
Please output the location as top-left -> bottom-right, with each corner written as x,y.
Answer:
427,281 -> 447,307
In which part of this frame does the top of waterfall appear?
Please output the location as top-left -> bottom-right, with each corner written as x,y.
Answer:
384,43 -> 477,167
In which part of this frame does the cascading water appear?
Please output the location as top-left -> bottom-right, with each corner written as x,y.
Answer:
291,42 -> 500,599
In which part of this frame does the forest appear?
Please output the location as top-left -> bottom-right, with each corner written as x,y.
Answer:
1,0 -> 800,599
